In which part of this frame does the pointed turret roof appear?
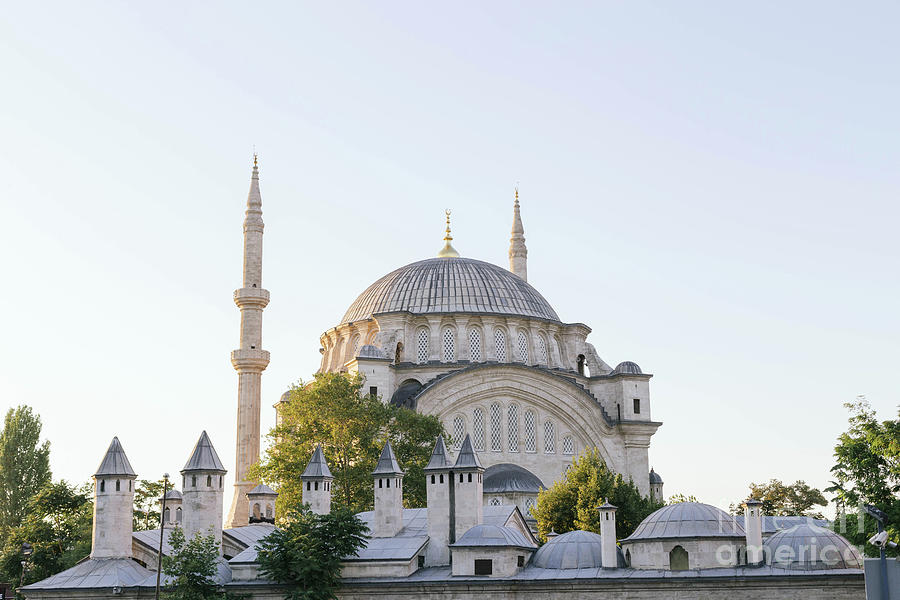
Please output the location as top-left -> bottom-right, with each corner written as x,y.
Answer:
511,188 -> 525,236
424,436 -> 452,472
372,440 -> 404,476
94,437 -> 137,477
181,431 -> 227,474
301,445 -> 334,479
247,483 -> 278,497
453,434 -> 483,471
244,153 -> 263,228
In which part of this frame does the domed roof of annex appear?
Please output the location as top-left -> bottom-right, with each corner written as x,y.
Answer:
484,463 -> 545,494
532,530 -> 625,569
340,257 -> 560,325
622,502 -> 745,542
764,523 -> 862,571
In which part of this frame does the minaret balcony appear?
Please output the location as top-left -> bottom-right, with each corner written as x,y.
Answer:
231,349 -> 271,371
234,287 -> 270,309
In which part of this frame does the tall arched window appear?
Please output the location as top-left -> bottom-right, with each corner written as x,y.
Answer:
554,336 -> 565,365
670,546 -> 689,571
349,334 -> 360,360
332,338 -> 345,370
562,435 -> 575,455
164,507 -> 170,523
524,497 -> 536,517
469,328 -> 482,362
537,334 -> 548,364
507,404 -> 519,452
544,421 -> 555,453
472,408 -> 486,451
394,342 -> 403,364
442,327 -> 455,362
416,328 -> 429,364
516,330 -> 529,363
524,410 -> 536,453
452,416 -> 465,450
494,329 -> 507,362
489,403 -> 502,452
175,507 -> 182,523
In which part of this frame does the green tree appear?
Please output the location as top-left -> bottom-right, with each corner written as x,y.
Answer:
162,527 -> 226,600
256,506 -> 368,600
531,447 -> 662,542
827,397 -> 899,557
250,373 -> 443,514
728,479 -> 827,518
0,406 -> 52,536
134,478 -> 166,531
0,480 -> 92,586
667,494 -> 699,504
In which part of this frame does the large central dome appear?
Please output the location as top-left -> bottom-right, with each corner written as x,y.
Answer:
340,257 -> 560,324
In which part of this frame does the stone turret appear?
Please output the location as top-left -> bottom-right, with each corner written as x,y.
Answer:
744,498 -> 764,565
159,489 -> 183,528
301,445 -> 334,515
424,436 -> 453,566
597,500 -> 618,569
372,440 -> 404,538
181,431 -> 227,549
247,484 -> 278,524
452,434 -> 484,540
91,437 -> 137,559
228,155 -> 271,529
508,188 -> 527,281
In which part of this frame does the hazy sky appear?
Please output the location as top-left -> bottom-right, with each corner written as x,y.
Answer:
1,2 -> 897,514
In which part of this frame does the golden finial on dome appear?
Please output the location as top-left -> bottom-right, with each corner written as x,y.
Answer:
437,208 -> 460,258
253,152 -> 258,169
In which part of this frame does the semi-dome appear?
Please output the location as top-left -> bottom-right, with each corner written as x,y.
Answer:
340,257 -> 560,325
484,464 -> 545,494
613,361 -> 642,375
532,530 -> 625,569
623,502 -> 745,541
764,523 -> 862,570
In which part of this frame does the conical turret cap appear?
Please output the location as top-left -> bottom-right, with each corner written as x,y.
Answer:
301,444 -> 334,479
424,436 -> 452,472
453,434 -> 483,470
181,431 -> 227,474
372,440 -> 404,476
94,437 -> 137,477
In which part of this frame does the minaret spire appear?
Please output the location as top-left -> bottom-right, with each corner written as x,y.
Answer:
227,154 -> 271,528
509,187 -> 528,281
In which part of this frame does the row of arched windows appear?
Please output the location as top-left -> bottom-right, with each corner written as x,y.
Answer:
449,404 -> 576,456
163,506 -> 183,524
412,326 -> 562,366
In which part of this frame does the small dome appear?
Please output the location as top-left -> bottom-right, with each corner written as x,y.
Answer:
764,524 -> 862,570
613,361 -> 642,375
532,530 -> 625,569
357,344 -> 385,359
623,502 -> 744,541
484,464 -> 545,494
451,524 -> 536,549
649,468 -> 664,484
279,390 -> 293,403
162,489 -> 182,500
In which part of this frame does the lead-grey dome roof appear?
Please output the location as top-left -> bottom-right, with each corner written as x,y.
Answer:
613,361 -> 642,375
340,257 -> 560,324
484,464 -> 544,494
532,530 -> 625,569
623,502 -> 745,541
764,524 -> 862,570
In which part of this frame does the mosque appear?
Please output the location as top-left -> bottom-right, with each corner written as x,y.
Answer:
21,160 -> 865,599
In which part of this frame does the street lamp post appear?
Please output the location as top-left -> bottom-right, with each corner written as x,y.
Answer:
155,473 -> 170,600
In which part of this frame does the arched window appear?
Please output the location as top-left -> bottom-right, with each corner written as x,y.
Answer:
207,475 -> 212,487
562,436 -> 575,455
489,403 -> 502,452
164,507 -> 171,523
494,329 -> 507,362
489,497 -> 502,506
524,497 -> 536,516
576,354 -> 585,375
394,342 -> 403,364
253,503 -> 261,519
625,549 -> 632,567
516,330 -> 529,363
554,336 -> 565,365
265,504 -> 273,519
416,328 -> 429,364
524,410 -> 536,453
537,334 -> 548,364
472,408 -> 486,451
175,507 -> 182,523
442,327 -> 455,362
332,338 -> 345,370
507,404 -> 519,452
100,480 -> 105,492
452,416 -> 465,450
116,480 -> 120,491
669,546 -> 689,571
544,421 -> 555,453
469,328 -> 482,362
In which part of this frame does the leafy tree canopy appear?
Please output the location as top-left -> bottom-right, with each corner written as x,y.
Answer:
162,527 -> 229,600
256,506 -> 368,600
531,447 -> 662,542
134,478 -> 166,531
0,480 -> 92,586
667,494 -> 699,504
250,372 -> 444,514
728,479 -> 827,518
0,406 -> 51,536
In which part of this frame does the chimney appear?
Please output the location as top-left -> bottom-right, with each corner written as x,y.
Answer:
372,440 -> 404,538
301,444 -> 333,515
424,436 -> 453,566
744,498 -> 764,565
597,500 -> 619,569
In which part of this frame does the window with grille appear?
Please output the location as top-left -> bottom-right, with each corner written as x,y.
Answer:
489,403 -> 502,451
469,328 -> 482,362
562,436 -> 575,455
524,498 -> 536,516
489,497 -> 502,506
452,416 -> 465,449
537,335 -> 548,364
517,331 -> 529,363
524,410 -> 536,453
544,420 -> 555,453
494,329 -> 507,362
473,408 -> 486,451
507,404 -> 519,452
416,328 -> 429,364
442,327 -> 455,362
350,334 -> 360,359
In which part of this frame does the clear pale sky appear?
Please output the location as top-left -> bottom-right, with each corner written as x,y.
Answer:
1,2 -> 897,514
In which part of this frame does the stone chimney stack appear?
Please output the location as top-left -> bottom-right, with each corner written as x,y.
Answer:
181,431 -> 227,550
744,498 -> 764,565
159,489 -> 183,528
424,436 -> 453,566
372,440 -> 404,538
247,484 -> 278,524
301,444 -> 334,516
598,500 -> 618,569
91,437 -> 137,559
452,434 -> 484,540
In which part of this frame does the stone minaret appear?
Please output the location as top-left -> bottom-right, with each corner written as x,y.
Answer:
372,440 -> 405,538
227,155 -> 271,529
508,188 -> 527,281
301,445 -> 334,515
598,500 -> 618,568
424,436 -> 453,566
182,431 -> 227,550
452,434 -> 484,540
91,437 -> 137,559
